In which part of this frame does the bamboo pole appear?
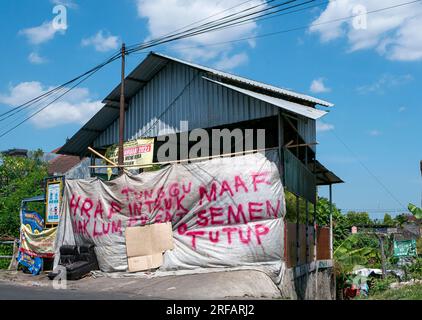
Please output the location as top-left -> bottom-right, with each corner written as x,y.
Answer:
87,147 -> 130,174
88,147 -> 279,169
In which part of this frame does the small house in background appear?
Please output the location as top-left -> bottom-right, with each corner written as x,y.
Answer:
1,148 -> 28,158
47,147 -> 90,179
0,147 -> 91,180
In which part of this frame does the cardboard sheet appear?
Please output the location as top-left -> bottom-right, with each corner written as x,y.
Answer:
127,254 -> 164,271
125,222 -> 173,272
126,222 -> 174,258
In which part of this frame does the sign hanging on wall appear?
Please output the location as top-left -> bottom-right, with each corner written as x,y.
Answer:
46,179 -> 63,224
107,138 -> 155,168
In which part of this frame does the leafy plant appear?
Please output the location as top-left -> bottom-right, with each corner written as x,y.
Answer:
370,276 -> 397,295
0,151 -> 47,238
408,203 -> 422,220
403,258 -> 422,280
334,234 -> 380,273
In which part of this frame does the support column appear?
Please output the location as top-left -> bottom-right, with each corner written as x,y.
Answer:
118,43 -> 126,175
296,195 -> 300,266
90,153 -> 95,178
329,184 -> 333,260
277,110 -> 284,184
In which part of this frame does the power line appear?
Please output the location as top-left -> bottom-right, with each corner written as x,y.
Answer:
129,0 -> 422,54
126,0 -> 274,52
0,1 -> 297,137
125,0 -> 285,52
2,0 -> 421,139
330,130 -> 405,208
0,50 -> 122,122
0,57 -> 118,138
0,0 -> 304,138
126,0 -> 300,54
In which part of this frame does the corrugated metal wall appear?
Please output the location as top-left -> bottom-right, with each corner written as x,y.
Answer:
298,117 -> 316,152
284,147 -> 316,203
93,61 -> 279,148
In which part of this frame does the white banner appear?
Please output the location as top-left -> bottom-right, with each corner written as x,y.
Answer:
54,151 -> 286,272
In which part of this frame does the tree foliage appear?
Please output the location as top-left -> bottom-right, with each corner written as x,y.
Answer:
0,151 -> 47,238
383,214 -> 395,226
408,203 -> 422,220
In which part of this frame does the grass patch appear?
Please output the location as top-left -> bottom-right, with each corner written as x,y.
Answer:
0,244 -> 13,270
368,284 -> 422,300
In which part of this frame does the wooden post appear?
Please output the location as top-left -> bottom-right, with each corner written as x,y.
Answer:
379,235 -> 387,279
296,195 -> 300,266
278,110 -> 285,184
305,145 -> 309,264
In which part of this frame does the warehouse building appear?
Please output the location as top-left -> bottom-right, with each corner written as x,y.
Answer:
59,52 -> 343,299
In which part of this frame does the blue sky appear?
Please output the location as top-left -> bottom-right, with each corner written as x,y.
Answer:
0,0 -> 421,218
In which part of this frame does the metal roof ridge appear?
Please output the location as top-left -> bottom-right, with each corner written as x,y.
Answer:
150,51 -> 334,107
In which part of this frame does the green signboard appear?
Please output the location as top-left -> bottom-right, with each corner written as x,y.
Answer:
393,240 -> 417,257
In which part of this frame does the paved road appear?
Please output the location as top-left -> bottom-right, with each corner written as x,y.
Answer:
0,283 -> 156,300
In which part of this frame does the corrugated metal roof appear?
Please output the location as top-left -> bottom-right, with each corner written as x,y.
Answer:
152,52 -> 334,107
203,77 -> 327,120
309,161 -> 344,185
59,51 -> 334,156
103,52 -> 334,107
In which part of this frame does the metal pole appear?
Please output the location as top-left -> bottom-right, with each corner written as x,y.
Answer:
420,160 -> 422,208
329,184 -> 333,260
118,43 -> 126,174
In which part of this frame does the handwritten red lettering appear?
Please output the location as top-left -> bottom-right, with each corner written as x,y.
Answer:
251,172 -> 271,192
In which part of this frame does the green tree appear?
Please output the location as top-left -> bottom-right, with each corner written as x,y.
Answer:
0,151 -> 47,238
345,211 -> 373,227
383,213 -> 395,226
408,203 -> 422,220
394,214 -> 410,227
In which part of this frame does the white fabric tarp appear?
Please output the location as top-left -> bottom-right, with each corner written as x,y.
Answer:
54,151 -> 286,273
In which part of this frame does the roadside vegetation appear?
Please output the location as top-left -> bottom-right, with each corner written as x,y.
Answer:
0,150 -> 47,238
368,283 -> 422,300
0,151 -> 47,270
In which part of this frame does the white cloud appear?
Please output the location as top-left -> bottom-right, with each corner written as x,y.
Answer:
398,106 -> 407,113
310,78 -> 331,93
135,0 -> 265,67
19,21 -> 65,45
309,0 -> 422,61
357,73 -> 413,94
316,120 -> 335,132
28,52 -> 47,64
213,52 -> 248,70
81,30 -> 120,52
369,129 -> 382,136
0,82 -> 102,128
50,0 -> 78,9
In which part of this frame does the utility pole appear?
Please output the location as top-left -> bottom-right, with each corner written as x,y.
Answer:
118,43 -> 126,174
378,234 -> 387,279
420,160 -> 422,208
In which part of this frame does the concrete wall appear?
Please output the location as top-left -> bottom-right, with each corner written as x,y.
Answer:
279,266 -> 335,300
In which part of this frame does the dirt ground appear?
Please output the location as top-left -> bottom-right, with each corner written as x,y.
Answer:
0,269 -> 282,300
